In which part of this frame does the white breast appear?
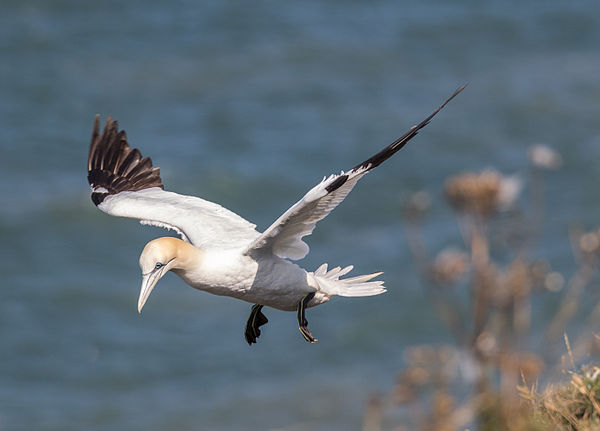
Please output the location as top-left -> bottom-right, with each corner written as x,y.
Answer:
173,250 -> 324,311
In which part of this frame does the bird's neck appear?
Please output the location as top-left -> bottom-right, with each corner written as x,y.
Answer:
169,238 -> 204,271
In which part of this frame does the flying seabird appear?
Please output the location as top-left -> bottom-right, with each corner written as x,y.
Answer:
87,85 -> 465,345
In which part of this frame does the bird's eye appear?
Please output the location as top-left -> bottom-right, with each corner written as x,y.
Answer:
154,262 -> 164,270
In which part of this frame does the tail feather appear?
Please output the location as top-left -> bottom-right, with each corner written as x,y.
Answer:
311,263 -> 386,298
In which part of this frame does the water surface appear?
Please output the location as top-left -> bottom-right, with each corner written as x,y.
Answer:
1,1 -> 600,430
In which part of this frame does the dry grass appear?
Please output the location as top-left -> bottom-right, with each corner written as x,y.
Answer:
520,363 -> 600,430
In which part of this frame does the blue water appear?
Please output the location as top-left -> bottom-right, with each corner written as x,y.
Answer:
2,1 -> 600,429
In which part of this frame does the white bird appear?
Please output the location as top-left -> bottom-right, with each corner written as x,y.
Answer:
87,85 -> 465,344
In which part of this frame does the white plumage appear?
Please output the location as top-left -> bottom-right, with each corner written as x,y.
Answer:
87,85 -> 465,344
99,188 -> 258,248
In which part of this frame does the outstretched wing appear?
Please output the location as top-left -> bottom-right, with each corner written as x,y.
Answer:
245,85 -> 466,260
87,116 -> 259,249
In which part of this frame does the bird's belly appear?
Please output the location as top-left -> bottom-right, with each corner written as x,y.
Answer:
241,280 -> 319,311
242,257 -> 329,311
174,252 -> 328,311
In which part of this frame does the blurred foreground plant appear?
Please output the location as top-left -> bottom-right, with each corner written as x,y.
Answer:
363,145 -> 600,430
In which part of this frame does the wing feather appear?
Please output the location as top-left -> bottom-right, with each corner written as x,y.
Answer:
87,116 -> 258,249
244,85 -> 466,259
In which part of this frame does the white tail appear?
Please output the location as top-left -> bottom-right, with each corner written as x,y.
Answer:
311,263 -> 386,297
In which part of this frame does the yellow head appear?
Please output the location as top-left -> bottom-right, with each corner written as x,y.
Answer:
137,237 -> 186,313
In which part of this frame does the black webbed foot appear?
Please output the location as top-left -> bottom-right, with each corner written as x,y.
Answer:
297,292 -> 317,343
245,304 -> 269,345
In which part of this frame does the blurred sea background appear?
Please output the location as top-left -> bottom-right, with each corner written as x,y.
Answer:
1,1 -> 600,430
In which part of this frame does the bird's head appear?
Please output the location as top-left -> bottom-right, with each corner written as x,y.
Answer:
137,237 -> 182,313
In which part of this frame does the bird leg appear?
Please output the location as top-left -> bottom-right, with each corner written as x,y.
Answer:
297,292 -> 317,343
244,304 -> 269,345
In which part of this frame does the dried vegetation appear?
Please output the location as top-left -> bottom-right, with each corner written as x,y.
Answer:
363,145 -> 600,430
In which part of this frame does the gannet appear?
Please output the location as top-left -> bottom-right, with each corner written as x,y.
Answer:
87,85 -> 465,344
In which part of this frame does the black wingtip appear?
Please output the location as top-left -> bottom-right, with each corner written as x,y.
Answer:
325,174 -> 349,193
352,84 -> 466,172
443,83 -> 467,109
87,115 -> 164,206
